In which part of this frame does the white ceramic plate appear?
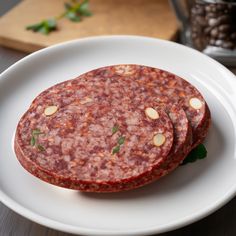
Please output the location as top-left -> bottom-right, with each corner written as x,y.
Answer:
0,36 -> 236,236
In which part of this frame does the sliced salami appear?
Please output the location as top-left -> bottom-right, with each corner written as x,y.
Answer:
153,105 -> 193,179
15,75 -> 174,192
110,65 -> 210,147
14,64 -> 211,192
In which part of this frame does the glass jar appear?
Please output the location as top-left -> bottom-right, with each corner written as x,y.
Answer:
170,0 -> 236,66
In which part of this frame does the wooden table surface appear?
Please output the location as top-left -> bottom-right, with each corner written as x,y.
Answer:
0,0 -> 178,52
1,1 -> 236,236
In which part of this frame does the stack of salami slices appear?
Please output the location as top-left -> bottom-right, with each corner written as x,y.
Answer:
14,65 -> 211,192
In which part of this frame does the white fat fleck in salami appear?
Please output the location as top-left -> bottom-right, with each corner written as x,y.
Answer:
145,107 -> 159,120
189,97 -> 203,110
153,134 -> 166,146
44,105 -> 58,116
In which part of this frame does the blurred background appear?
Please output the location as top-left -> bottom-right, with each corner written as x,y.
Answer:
0,0 -> 236,65
0,0 -> 236,236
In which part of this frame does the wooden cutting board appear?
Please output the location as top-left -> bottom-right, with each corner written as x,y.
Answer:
0,0 -> 178,53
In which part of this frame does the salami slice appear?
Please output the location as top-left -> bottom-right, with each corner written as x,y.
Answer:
14,64 -> 211,192
153,105 -> 193,179
142,66 -> 210,147
14,74 -> 174,192
116,104 -> 193,189
80,64 -> 209,148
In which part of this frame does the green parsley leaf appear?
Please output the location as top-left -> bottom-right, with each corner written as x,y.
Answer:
118,136 -> 125,145
30,136 -> 36,146
79,0 -> 92,16
64,0 -> 92,22
181,144 -> 207,165
80,0 -> 89,10
26,19 -> 57,35
26,23 -> 42,31
39,26 -> 49,35
111,135 -> 125,154
26,1 -> 92,34
112,125 -> 119,135
30,129 -> 44,150
112,146 -> 120,155
47,19 -> 57,28
66,11 -> 81,22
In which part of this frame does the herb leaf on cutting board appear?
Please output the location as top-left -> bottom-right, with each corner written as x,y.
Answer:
26,19 -> 57,35
26,0 -> 92,35
65,0 -> 92,22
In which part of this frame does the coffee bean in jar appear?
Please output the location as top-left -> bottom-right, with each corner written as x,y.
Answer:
190,0 -> 236,51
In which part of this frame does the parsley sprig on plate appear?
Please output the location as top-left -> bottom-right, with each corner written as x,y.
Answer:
26,0 -> 92,35
181,144 -> 207,165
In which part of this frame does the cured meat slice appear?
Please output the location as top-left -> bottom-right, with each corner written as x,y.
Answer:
109,64 -> 210,148
14,79 -> 174,192
76,64 -> 209,148
153,105 -> 193,179
117,104 -> 193,188
14,64 -> 211,192
27,64 -> 210,149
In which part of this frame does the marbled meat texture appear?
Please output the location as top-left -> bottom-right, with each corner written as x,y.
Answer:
14,64 -> 210,192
